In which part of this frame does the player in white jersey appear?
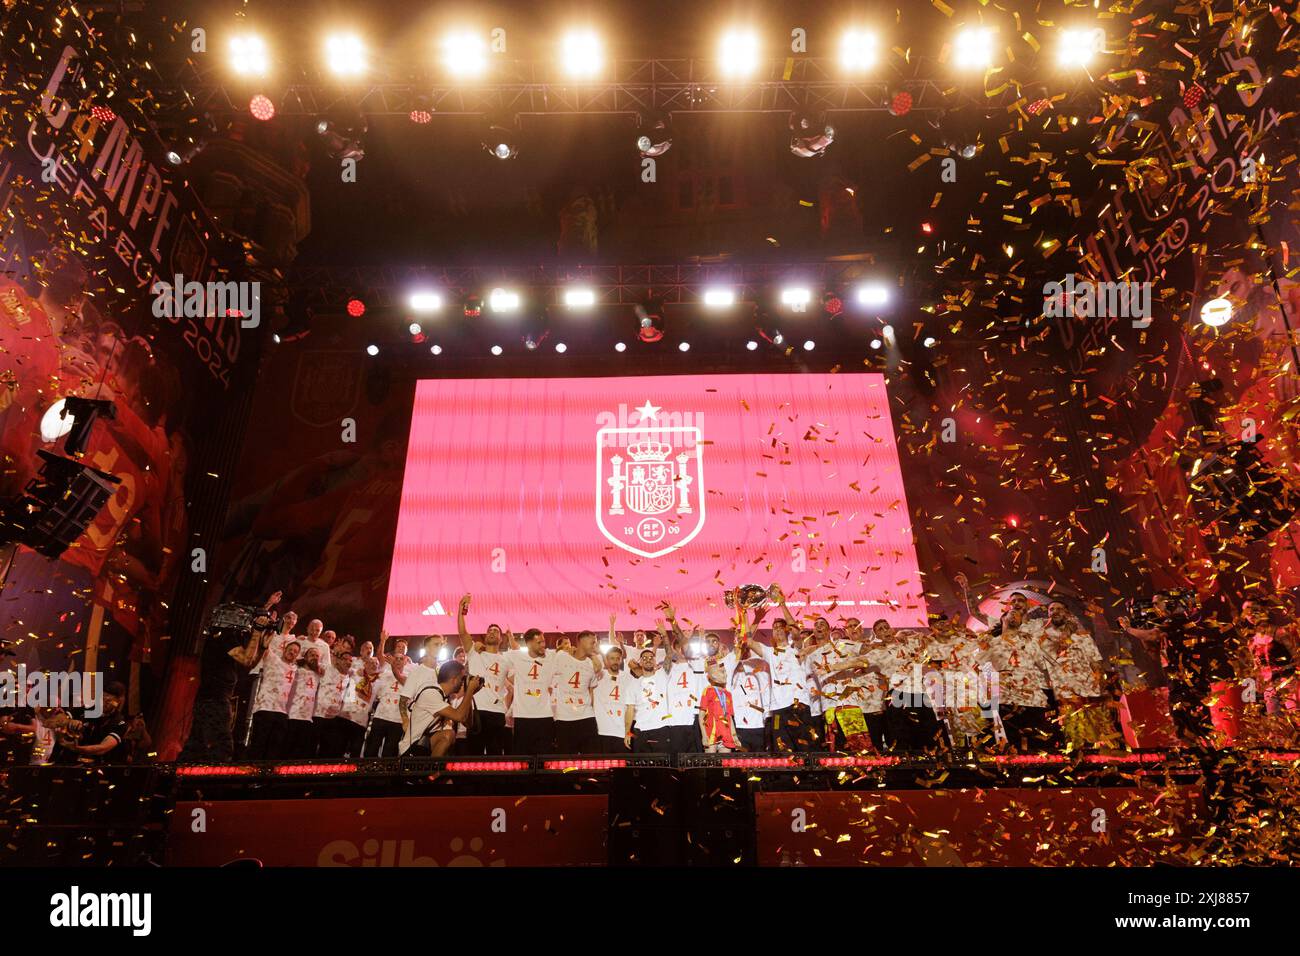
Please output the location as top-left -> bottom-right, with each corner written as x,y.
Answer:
550,630 -> 605,753
363,635 -> 407,757
593,645 -> 638,752
337,654 -> 374,757
504,628 -> 554,754
247,633 -> 301,759
315,643 -> 353,757
456,594 -> 511,754
625,646 -> 673,752
728,648 -> 773,751
284,645 -> 324,756
757,617 -> 811,751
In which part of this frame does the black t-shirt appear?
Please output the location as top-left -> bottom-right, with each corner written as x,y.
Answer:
81,711 -> 128,758
196,630 -> 248,702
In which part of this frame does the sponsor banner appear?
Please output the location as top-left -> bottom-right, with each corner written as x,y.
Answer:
383,373 -> 926,633
166,795 -> 608,867
755,786 -> 1202,866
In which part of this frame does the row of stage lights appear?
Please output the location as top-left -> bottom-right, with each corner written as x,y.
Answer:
331,281 -> 915,358
226,23 -> 1109,82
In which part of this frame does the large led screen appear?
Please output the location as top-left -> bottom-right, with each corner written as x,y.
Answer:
383,373 -> 927,633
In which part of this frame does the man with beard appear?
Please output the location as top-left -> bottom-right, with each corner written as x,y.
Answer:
504,628 -> 554,754
594,643 -> 637,752
1041,602 -> 1111,750
549,630 -> 604,753
456,594 -> 511,754
978,608 -> 1056,752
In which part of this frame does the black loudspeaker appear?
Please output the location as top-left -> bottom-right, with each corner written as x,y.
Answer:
681,769 -> 756,865
607,768 -> 684,866
0,451 -> 120,558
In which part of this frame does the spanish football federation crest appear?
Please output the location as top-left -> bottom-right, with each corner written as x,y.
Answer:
596,402 -> 705,558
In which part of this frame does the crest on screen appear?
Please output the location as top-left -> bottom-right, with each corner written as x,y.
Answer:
596,421 -> 705,558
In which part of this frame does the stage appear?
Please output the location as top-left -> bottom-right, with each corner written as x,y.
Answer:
4,750 -> 1296,867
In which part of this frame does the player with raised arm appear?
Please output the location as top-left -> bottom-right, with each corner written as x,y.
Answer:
456,594 -> 511,754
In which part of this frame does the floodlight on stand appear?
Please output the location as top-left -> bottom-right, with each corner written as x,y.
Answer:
635,299 -> 665,342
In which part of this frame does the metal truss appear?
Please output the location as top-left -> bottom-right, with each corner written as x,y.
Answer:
189,57 -> 1008,117
288,260 -> 891,310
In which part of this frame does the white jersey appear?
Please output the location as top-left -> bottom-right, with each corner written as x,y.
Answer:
550,651 -> 599,721
665,660 -> 706,726
251,633 -> 299,715
467,649 -> 509,714
594,670 -> 637,737
632,669 -> 670,732
1043,629 -> 1104,699
316,664 -> 349,720
340,661 -> 374,727
504,650 -> 553,719
977,625 -> 1053,708
286,664 -> 320,722
399,664 -> 445,753
372,668 -> 403,723
760,645 -> 807,710
804,640 -> 862,715
729,663 -> 772,729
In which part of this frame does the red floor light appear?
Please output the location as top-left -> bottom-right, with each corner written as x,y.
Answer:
175,765 -> 259,777
819,755 -> 900,768
543,759 -> 629,771
272,762 -> 359,775
347,297 -> 366,317
721,756 -> 799,769
445,760 -> 531,772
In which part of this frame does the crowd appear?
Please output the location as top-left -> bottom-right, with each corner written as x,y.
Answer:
170,580 -> 1298,764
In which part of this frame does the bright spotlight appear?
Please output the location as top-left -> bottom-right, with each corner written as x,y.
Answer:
1058,28 -> 1104,67
39,399 -> 74,443
229,34 -> 270,77
882,324 -> 896,345
746,340 -> 759,351
953,27 -> 994,68
490,345 -> 504,356
614,342 -> 627,352
719,29 -> 760,78
772,330 -> 785,345
489,288 -> 520,313
923,336 -> 937,348
555,342 -> 568,353
869,338 -> 882,349
443,30 -> 488,78
563,287 -> 596,308
408,323 -> 422,335
366,344 -> 379,356
678,342 -> 691,352
839,29 -> 877,71
408,291 -> 442,313
1200,297 -> 1233,327
325,32 -> 367,77
803,340 -> 816,351
703,288 -> 735,308
857,283 -> 889,306
561,30 -> 603,78
781,286 -> 812,309
430,344 -> 443,355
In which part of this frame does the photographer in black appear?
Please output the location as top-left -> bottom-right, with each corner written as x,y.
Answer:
1119,590 -> 1235,744
179,591 -> 283,762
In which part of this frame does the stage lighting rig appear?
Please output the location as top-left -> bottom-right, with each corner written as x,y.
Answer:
325,32 -> 368,77
229,33 -> 270,77
58,397 -> 117,456
483,118 -> 520,160
635,113 -> 673,157
0,452 -> 121,560
789,111 -> 835,158
316,113 -> 367,162
635,298 -> 665,343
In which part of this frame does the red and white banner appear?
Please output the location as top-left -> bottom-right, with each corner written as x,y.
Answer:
167,795 -> 608,867
755,787 -> 1202,866
383,373 -> 926,633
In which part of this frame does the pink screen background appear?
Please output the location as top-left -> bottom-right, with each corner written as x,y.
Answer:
383,373 -> 927,634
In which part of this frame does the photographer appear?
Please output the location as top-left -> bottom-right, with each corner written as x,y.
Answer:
60,682 -> 127,763
399,659 -> 483,757
180,592 -> 282,762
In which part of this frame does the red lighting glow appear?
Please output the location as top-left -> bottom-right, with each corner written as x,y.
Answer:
409,109 -> 432,124
175,765 -> 259,777
346,298 -> 366,317
90,104 -> 116,123
271,762 -> 358,775
249,94 -> 276,121
444,760 -> 531,772
543,759 -> 629,771
889,90 -> 913,116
